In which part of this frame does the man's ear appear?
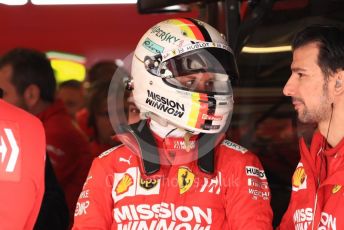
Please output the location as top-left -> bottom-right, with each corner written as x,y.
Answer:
23,84 -> 40,107
333,69 -> 344,95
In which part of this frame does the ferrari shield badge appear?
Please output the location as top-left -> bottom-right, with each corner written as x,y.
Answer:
178,167 -> 195,194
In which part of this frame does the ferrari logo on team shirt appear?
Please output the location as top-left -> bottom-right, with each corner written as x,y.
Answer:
178,167 -> 195,194
115,173 -> 134,195
292,163 -> 307,191
332,185 -> 342,194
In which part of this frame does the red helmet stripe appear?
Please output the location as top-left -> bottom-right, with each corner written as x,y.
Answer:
175,18 -> 205,41
195,93 -> 209,128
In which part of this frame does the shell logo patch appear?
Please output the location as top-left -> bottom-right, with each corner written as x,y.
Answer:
292,163 -> 307,191
112,167 -> 161,203
115,173 -> 133,195
178,167 -> 195,194
292,168 -> 306,187
332,185 -> 342,194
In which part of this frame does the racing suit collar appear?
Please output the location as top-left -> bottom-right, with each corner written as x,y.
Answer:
118,120 -> 215,178
148,119 -> 199,164
150,127 -> 198,165
312,131 -> 344,157
306,131 -> 344,186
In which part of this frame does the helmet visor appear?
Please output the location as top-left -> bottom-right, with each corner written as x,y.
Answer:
161,48 -> 234,94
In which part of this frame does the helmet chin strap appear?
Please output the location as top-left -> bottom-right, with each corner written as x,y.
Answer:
146,112 -> 169,128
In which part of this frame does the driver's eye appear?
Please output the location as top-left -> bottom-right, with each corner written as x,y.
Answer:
185,79 -> 195,87
129,107 -> 140,114
205,81 -> 214,87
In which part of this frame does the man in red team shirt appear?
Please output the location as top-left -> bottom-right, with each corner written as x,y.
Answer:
0,92 -> 45,229
0,48 -> 93,226
279,25 -> 344,229
73,18 -> 273,229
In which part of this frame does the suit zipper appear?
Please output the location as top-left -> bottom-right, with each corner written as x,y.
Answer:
311,178 -> 320,230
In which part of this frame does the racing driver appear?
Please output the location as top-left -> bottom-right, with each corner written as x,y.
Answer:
73,18 -> 273,229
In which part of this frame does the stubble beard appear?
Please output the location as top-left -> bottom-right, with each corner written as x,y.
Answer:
298,84 -> 331,124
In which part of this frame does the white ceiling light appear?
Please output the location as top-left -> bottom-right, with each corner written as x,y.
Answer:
0,0 -> 28,5
242,45 -> 292,54
164,5 -> 189,11
31,0 -> 136,5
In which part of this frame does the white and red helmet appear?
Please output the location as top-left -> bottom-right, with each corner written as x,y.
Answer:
131,18 -> 238,134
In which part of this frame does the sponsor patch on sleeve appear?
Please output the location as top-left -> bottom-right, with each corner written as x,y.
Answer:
247,178 -> 270,200
98,145 -> 122,159
74,200 -> 90,217
222,140 -> 247,154
75,176 -> 93,217
245,166 -> 266,179
245,166 -> 269,200
248,187 -> 270,200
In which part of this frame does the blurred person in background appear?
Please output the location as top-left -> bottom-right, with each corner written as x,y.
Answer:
57,79 -> 86,119
76,59 -> 140,153
125,90 -> 141,125
0,48 -> 92,227
84,79 -> 140,158
0,92 -> 45,229
86,79 -> 117,157
85,60 -> 117,84
76,60 -> 117,138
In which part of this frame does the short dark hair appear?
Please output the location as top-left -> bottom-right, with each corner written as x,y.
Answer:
87,60 -> 117,83
87,80 -> 111,140
59,79 -> 82,89
292,24 -> 344,78
0,48 -> 56,102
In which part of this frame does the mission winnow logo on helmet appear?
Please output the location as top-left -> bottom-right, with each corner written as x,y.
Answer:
146,90 -> 185,118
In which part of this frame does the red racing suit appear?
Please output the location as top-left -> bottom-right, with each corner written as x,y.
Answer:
73,130 -> 273,229
279,131 -> 344,230
0,99 -> 45,229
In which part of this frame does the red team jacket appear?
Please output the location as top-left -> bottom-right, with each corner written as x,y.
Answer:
0,99 -> 45,229
279,131 -> 344,230
73,133 -> 273,229
37,99 -> 93,221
